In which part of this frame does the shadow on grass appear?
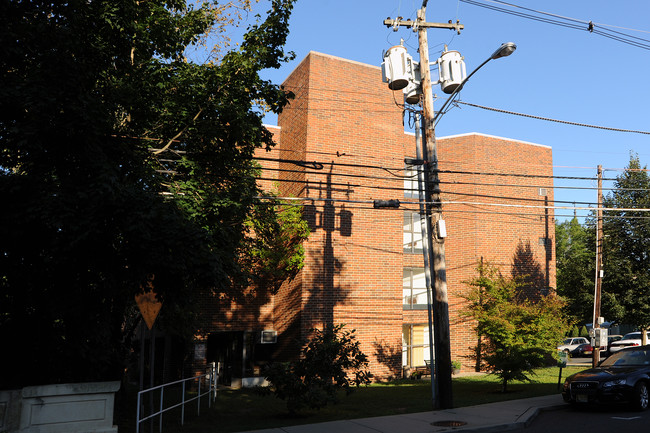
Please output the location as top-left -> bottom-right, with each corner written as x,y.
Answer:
115,367 -> 585,433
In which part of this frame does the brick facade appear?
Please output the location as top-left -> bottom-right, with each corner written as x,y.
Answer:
195,52 -> 555,382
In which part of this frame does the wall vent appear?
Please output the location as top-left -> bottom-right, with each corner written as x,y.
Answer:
260,330 -> 277,344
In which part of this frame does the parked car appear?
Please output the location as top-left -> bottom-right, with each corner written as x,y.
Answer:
609,332 -> 650,354
562,344 -> 650,410
558,337 -> 590,354
569,343 -> 594,357
607,335 -> 623,354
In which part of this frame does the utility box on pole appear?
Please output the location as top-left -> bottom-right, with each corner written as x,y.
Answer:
436,50 -> 466,94
381,45 -> 411,90
592,327 -> 607,351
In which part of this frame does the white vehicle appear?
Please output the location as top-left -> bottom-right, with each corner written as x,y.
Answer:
609,331 -> 650,354
557,337 -> 590,354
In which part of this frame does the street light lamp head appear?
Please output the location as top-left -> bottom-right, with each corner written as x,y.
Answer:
490,42 -> 517,60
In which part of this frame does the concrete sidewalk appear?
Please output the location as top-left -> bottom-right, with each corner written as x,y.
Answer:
239,394 -> 567,433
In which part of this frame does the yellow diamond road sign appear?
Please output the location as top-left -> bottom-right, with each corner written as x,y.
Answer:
135,290 -> 162,330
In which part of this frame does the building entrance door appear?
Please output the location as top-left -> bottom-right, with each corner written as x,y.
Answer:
207,332 -> 243,386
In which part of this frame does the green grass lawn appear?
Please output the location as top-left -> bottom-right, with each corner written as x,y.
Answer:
116,366 -> 584,433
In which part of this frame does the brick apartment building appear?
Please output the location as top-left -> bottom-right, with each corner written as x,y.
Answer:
194,52 -> 555,385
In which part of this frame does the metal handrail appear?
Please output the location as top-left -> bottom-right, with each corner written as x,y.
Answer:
136,362 -> 218,433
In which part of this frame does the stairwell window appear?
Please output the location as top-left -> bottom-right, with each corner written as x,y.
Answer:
404,164 -> 420,198
402,324 -> 432,368
404,212 -> 424,253
403,268 -> 427,310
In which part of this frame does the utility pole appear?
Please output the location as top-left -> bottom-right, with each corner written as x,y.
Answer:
414,113 -> 436,407
592,165 -> 603,368
384,1 -> 461,409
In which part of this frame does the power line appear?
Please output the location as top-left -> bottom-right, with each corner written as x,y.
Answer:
257,195 -> 650,216
272,82 -> 650,139
254,155 -> 611,182
459,0 -> 650,51
259,166 -> 570,191
257,175 -> 602,207
456,101 -> 650,135
255,162 -> 650,194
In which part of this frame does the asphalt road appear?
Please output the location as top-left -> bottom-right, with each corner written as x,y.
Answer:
515,404 -> 650,433
519,355 -> 650,433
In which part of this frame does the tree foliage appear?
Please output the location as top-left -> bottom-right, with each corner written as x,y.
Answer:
0,0 -> 300,388
602,154 -> 650,330
463,261 -> 570,392
555,217 -> 595,324
241,191 -> 309,296
260,325 -> 372,413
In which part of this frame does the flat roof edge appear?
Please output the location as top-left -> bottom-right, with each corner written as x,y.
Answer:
282,51 -> 380,86
435,132 -> 550,149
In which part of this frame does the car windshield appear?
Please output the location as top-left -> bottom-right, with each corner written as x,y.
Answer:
621,332 -> 641,340
562,338 -> 573,344
601,349 -> 650,367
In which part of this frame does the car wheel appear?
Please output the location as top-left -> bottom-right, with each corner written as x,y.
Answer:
632,381 -> 649,411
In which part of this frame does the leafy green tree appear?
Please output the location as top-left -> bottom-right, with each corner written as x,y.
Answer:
555,217 -> 595,324
0,0 -> 299,388
601,155 -> 650,333
260,325 -> 372,413
463,261 -> 570,392
241,191 -> 309,295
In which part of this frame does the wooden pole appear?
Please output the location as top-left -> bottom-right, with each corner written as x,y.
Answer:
383,3 -> 461,410
417,5 -> 453,410
592,165 -> 603,368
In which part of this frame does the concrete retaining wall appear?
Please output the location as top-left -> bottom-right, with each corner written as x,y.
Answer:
0,381 -> 120,433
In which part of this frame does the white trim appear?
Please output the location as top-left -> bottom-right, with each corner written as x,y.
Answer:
306,51 -> 381,70
282,51 -> 380,86
436,132 -> 550,149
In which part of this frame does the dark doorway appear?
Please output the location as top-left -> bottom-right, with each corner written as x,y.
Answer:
207,332 -> 243,386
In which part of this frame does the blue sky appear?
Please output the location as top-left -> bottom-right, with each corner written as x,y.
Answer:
241,0 -> 650,221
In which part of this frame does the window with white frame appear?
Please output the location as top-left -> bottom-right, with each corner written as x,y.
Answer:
404,164 -> 419,198
404,212 -> 424,253
403,268 -> 428,309
402,324 -> 432,368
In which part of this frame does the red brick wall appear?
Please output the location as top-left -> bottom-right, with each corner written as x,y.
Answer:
434,133 -> 555,365
195,52 -> 556,380
278,53 -> 407,378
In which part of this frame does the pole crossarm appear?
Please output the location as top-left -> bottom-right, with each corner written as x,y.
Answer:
383,18 -> 464,33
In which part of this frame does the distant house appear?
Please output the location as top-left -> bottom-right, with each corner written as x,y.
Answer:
191,52 -> 555,385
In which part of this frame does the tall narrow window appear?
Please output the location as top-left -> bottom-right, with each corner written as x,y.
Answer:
403,212 -> 424,253
402,324 -> 432,368
404,164 -> 419,198
403,268 -> 427,309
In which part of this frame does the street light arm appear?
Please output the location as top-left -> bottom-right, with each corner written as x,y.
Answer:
432,56 -> 491,125
432,42 -> 516,125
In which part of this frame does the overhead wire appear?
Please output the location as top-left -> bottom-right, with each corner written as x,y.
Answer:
253,155 -> 617,182
253,195 -> 650,220
277,89 -> 650,138
456,101 -> 650,136
255,166 -> 650,210
153,150 -> 650,213
459,0 -> 650,51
